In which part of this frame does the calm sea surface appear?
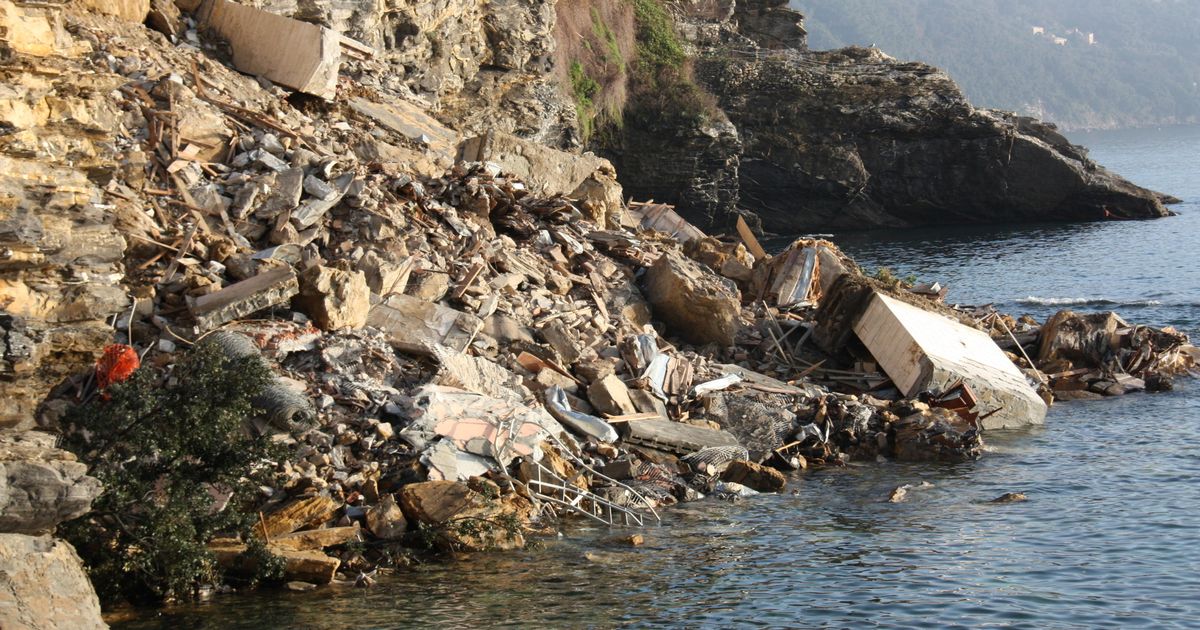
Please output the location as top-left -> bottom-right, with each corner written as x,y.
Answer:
120,126 -> 1200,629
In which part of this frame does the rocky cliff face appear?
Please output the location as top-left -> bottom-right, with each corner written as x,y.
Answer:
696,45 -> 1172,231
236,0 -> 578,147
0,430 -> 104,629
180,0 -> 1172,233
602,0 -> 1172,232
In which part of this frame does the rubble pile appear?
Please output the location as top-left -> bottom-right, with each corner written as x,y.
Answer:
0,0 -> 1195,600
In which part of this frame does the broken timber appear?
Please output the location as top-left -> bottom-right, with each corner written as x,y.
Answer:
624,418 -> 740,455
190,266 -> 298,330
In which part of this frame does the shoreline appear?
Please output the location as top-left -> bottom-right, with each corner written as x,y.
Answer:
73,184 -> 1199,614
0,4 -> 1195,626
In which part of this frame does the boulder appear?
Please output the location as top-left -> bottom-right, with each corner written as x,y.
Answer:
0,431 -> 102,535
720,460 -> 787,492
892,408 -> 984,463
641,250 -> 741,346
684,237 -> 755,284
397,479 -> 533,551
0,534 -> 105,630
458,131 -> 620,218
295,265 -> 370,331
586,374 -> 638,417
365,494 -> 408,541
1037,310 -> 1125,367
79,0 -> 149,22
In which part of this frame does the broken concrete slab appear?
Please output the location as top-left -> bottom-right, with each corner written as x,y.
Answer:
642,250 -> 741,347
420,440 -> 494,482
770,246 -> 819,307
290,172 -> 355,229
367,293 -> 483,356
433,347 -> 531,403
853,291 -> 1047,430
190,266 -> 298,331
624,418 -> 740,455
545,385 -> 618,443
458,131 -> 618,202
196,0 -> 341,99
628,202 -> 706,244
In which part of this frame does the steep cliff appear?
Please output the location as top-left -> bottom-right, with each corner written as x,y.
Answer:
697,45 -> 1172,231
597,0 -> 1172,232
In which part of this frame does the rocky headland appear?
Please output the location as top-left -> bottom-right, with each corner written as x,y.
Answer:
0,0 -> 1193,626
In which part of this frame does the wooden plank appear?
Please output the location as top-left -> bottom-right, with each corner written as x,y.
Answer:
196,0 -> 340,99
451,262 -> 485,299
268,525 -> 363,551
736,215 -> 767,260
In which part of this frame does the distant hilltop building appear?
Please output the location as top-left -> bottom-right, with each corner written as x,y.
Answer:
1030,26 -> 1096,46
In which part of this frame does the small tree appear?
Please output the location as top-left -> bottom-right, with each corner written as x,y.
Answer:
60,343 -> 284,603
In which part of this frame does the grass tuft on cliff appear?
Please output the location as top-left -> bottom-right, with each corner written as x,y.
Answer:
59,343 -> 283,604
629,0 -> 686,69
554,0 -> 635,144
624,0 -> 722,130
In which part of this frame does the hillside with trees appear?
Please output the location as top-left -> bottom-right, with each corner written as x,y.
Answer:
791,0 -> 1200,130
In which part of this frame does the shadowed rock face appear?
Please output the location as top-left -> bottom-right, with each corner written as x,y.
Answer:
695,46 -> 1171,232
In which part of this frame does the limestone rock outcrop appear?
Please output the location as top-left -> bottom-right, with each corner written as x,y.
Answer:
0,431 -> 102,535
235,0 -> 576,147
397,479 -> 533,551
0,534 -> 106,630
296,265 -> 370,331
696,46 -> 1172,231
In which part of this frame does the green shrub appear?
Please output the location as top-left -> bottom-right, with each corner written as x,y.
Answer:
622,0 -> 721,130
591,7 -> 626,72
629,0 -> 686,70
570,60 -> 603,141
60,343 -> 283,603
